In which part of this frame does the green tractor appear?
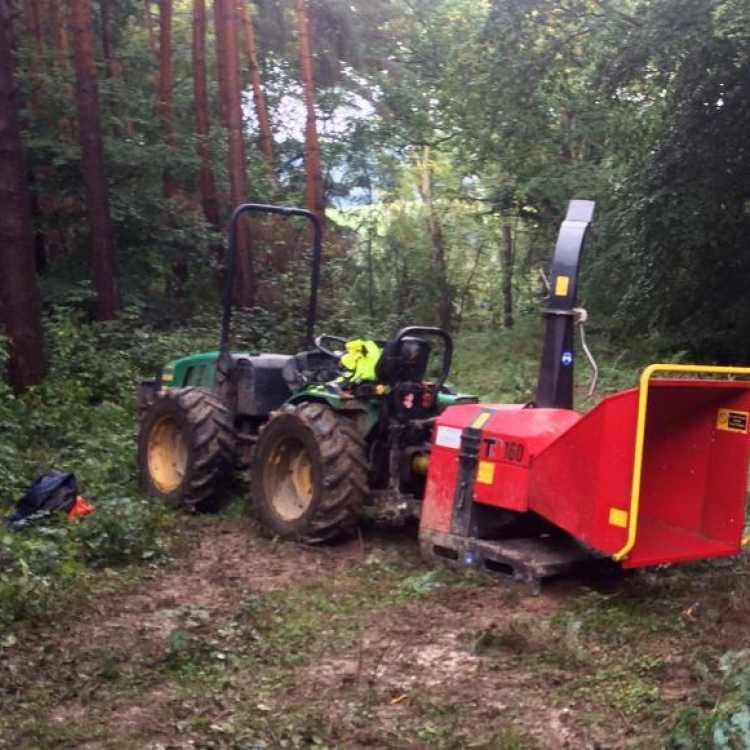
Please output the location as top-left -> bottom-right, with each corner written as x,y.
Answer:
136,204 -> 475,540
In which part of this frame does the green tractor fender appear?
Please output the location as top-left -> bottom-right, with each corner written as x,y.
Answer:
286,386 -> 381,438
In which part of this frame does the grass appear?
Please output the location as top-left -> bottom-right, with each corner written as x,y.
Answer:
452,317 -> 647,404
5,514 -> 750,748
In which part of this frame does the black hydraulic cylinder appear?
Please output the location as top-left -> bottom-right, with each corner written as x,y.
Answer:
534,200 -> 595,410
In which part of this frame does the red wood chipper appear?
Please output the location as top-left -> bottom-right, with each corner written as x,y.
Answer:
419,200 -> 750,586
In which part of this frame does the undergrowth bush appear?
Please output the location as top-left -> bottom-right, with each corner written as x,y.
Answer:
0,293 -> 295,629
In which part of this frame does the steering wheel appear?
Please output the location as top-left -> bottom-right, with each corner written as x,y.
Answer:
314,334 -> 348,359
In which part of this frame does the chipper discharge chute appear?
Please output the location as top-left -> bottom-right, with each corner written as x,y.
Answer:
420,200 -> 750,584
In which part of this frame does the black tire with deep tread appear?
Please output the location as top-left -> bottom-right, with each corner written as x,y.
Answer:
252,401 -> 368,542
137,387 -> 236,512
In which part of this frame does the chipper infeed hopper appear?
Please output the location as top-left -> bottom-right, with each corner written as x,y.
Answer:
420,201 -> 750,584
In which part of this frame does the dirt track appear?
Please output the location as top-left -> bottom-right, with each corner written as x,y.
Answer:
2,517 -> 748,748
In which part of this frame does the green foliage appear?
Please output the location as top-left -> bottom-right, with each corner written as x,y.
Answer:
668,650 -> 750,749
0,525 -> 82,629
0,279 -> 309,629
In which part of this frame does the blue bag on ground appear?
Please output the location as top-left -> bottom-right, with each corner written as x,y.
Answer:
5,471 -> 78,530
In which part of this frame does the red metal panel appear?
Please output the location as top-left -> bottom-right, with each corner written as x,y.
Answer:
474,463 -> 530,512
421,444 -> 458,533
530,380 -> 750,567
472,408 -> 579,512
422,379 -> 750,570
530,390 -> 636,552
421,404 -> 579,530
622,381 -> 750,568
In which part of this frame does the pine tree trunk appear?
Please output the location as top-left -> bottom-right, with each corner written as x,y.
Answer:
216,0 -> 253,306
23,0 -> 44,111
159,0 -> 176,198
192,0 -> 220,230
237,0 -> 274,169
45,0 -> 69,70
419,147 -> 452,331
501,223 -> 514,328
0,0 -> 46,391
294,0 -> 325,226
100,0 -> 115,78
560,109 -> 575,163
213,0 -> 228,127
68,0 -> 121,320
23,0 -> 43,52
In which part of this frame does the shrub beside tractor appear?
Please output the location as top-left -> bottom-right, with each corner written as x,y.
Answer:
137,200 -> 750,585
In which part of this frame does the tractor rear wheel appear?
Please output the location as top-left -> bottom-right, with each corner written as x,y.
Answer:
137,387 -> 236,512
252,402 -> 368,542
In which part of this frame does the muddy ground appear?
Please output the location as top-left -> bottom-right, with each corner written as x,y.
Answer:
2,515 -> 749,749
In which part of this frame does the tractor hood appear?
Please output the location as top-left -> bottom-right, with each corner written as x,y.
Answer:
161,351 -> 251,390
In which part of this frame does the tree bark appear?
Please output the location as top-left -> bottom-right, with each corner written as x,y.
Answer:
501,223 -> 514,328
159,0 -> 176,198
68,0 -> 121,320
294,0 -> 325,226
237,0 -> 274,170
45,0 -> 69,69
0,0 -> 46,391
192,0 -> 220,230
23,0 -> 43,52
100,0 -> 115,78
216,0 -> 253,305
213,0 -> 228,127
418,147 -> 452,331
559,109 -> 575,163
23,0 -> 44,112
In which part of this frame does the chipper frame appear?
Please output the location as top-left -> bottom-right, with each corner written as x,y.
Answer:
420,200 -> 750,586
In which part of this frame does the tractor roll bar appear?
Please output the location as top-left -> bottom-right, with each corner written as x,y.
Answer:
220,203 -> 323,354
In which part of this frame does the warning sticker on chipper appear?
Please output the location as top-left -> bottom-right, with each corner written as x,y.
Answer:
435,426 -> 462,449
716,409 -> 749,434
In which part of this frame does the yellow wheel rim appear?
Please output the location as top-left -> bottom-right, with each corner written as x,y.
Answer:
264,436 -> 314,521
147,416 -> 188,493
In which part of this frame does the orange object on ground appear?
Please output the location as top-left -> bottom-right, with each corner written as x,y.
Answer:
66,496 -> 94,521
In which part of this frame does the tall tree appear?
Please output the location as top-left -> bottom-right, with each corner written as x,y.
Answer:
100,0 -> 115,78
216,0 -> 254,305
158,0 -> 176,197
68,0 -> 121,319
22,0 -> 44,111
213,0 -> 229,127
237,0 -> 274,170
0,0 -> 46,390
418,147 -> 452,331
23,0 -> 43,52
500,223 -> 514,329
45,0 -> 70,69
192,0 -> 220,230
294,0 -> 325,225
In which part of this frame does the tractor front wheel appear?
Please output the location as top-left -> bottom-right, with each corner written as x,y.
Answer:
252,402 -> 368,542
137,387 -> 236,512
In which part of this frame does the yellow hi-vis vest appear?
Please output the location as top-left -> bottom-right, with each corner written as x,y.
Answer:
339,339 -> 382,382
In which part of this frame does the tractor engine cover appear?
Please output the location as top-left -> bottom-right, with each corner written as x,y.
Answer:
234,354 -> 293,417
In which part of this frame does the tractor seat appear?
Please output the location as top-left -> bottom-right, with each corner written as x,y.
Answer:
375,336 -> 431,384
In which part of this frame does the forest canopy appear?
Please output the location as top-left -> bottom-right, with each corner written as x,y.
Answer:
1,0 -> 749,392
